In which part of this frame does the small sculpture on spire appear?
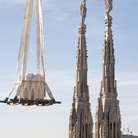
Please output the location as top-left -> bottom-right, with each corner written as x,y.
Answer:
104,0 -> 113,15
80,0 -> 87,26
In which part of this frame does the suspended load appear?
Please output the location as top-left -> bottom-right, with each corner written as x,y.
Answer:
0,0 -> 61,106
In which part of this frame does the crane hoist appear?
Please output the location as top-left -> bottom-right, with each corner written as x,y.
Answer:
0,0 -> 61,106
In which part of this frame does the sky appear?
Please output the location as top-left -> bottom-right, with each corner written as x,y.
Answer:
0,0 -> 138,138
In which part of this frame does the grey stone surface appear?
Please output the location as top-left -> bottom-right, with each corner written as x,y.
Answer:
69,0 -> 93,138
95,0 -> 121,138
122,135 -> 138,138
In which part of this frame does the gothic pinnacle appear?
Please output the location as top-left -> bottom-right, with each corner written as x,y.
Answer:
69,0 -> 93,137
95,0 -> 121,138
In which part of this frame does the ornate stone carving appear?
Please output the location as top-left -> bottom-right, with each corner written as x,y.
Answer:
104,0 -> 113,15
69,0 -> 93,138
95,0 -> 121,138
80,0 -> 87,26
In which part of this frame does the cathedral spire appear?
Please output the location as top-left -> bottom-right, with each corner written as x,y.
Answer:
100,0 -> 117,98
69,0 -> 93,138
75,0 -> 88,101
95,0 -> 121,138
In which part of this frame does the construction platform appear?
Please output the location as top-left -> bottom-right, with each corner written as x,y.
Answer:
0,99 -> 61,106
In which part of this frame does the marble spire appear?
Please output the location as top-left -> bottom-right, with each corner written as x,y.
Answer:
95,0 -> 121,138
69,0 -> 93,138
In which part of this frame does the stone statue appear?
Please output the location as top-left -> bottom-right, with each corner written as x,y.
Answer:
80,0 -> 87,25
104,0 -> 113,15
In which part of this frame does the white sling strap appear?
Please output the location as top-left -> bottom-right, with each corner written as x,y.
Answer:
22,0 -> 34,80
16,0 -> 30,82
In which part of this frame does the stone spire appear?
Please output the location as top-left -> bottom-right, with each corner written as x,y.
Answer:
95,0 -> 121,138
69,0 -> 93,138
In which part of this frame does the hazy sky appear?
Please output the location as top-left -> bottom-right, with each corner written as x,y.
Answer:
0,0 -> 138,138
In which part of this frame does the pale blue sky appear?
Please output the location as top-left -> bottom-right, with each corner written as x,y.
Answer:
0,0 -> 138,138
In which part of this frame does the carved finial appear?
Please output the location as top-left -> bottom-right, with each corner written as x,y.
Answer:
104,0 -> 113,16
80,0 -> 87,26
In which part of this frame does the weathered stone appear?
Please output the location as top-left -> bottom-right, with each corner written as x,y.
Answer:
122,135 -> 138,138
69,0 -> 93,138
95,0 -> 121,138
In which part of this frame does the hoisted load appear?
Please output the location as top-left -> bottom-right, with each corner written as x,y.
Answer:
1,0 -> 61,106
